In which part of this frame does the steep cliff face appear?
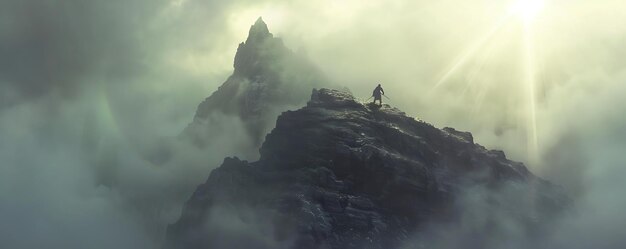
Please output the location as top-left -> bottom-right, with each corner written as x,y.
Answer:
167,89 -> 568,249
184,18 -> 331,148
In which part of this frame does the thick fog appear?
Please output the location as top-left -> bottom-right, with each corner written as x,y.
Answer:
1,0 -> 625,248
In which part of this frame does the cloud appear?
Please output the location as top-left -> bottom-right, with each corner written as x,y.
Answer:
1,0 -> 625,248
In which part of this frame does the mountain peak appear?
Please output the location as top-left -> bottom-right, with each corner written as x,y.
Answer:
185,18 -> 331,150
232,17 -> 281,76
254,16 -> 266,27
246,16 -> 272,44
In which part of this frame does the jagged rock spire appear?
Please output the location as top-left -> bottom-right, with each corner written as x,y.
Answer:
245,17 -> 272,44
233,16 -> 282,76
187,17 -> 331,149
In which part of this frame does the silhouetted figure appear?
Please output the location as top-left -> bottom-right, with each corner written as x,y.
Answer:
372,84 -> 385,106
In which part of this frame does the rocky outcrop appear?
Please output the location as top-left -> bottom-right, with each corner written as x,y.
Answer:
183,17 -> 331,148
166,89 -> 568,249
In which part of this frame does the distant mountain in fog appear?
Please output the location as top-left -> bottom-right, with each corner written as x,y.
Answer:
183,17 -> 332,151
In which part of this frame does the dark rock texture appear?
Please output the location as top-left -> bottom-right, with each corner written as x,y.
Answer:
167,89 -> 568,249
183,17 -> 331,147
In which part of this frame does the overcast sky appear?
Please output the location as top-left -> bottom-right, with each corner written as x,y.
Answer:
1,0 -> 625,248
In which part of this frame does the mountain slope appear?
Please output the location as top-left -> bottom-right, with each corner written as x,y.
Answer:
166,89 -> 568,249
183,17 -> 331,149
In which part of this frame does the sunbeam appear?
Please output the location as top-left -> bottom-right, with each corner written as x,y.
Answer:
431,0 -> 547,164
463,37 -> 497,99
430,14 -> 513,91
523,20 -> 540,165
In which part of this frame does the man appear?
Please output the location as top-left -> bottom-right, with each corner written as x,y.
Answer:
372,84 -> 385,106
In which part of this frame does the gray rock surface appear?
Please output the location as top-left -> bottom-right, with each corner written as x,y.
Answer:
167,89 -> 568,249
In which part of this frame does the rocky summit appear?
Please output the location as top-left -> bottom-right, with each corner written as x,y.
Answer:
184,17 -> 331,147
167,89 -> 568,249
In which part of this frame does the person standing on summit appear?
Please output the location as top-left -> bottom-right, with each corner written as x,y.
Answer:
372,84 -> 385,106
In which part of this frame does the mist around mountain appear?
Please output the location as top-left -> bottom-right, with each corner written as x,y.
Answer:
166,88 -> 569,249
1,2 -> 626,249
182,18 -> 332,159
167,20 -> 573,249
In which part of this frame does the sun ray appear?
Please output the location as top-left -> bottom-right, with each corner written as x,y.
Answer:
430,1 -> 545,166
523,20 -> 540,165
471,81 -> 490,117
430,14 -> 513,92
463,37 -> 497,98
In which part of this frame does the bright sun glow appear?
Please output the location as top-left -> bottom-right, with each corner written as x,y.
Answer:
434,0 -> 548,164
511,0 -> 545,22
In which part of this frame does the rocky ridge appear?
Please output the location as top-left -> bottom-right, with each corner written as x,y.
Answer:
167,88 -> 568,249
